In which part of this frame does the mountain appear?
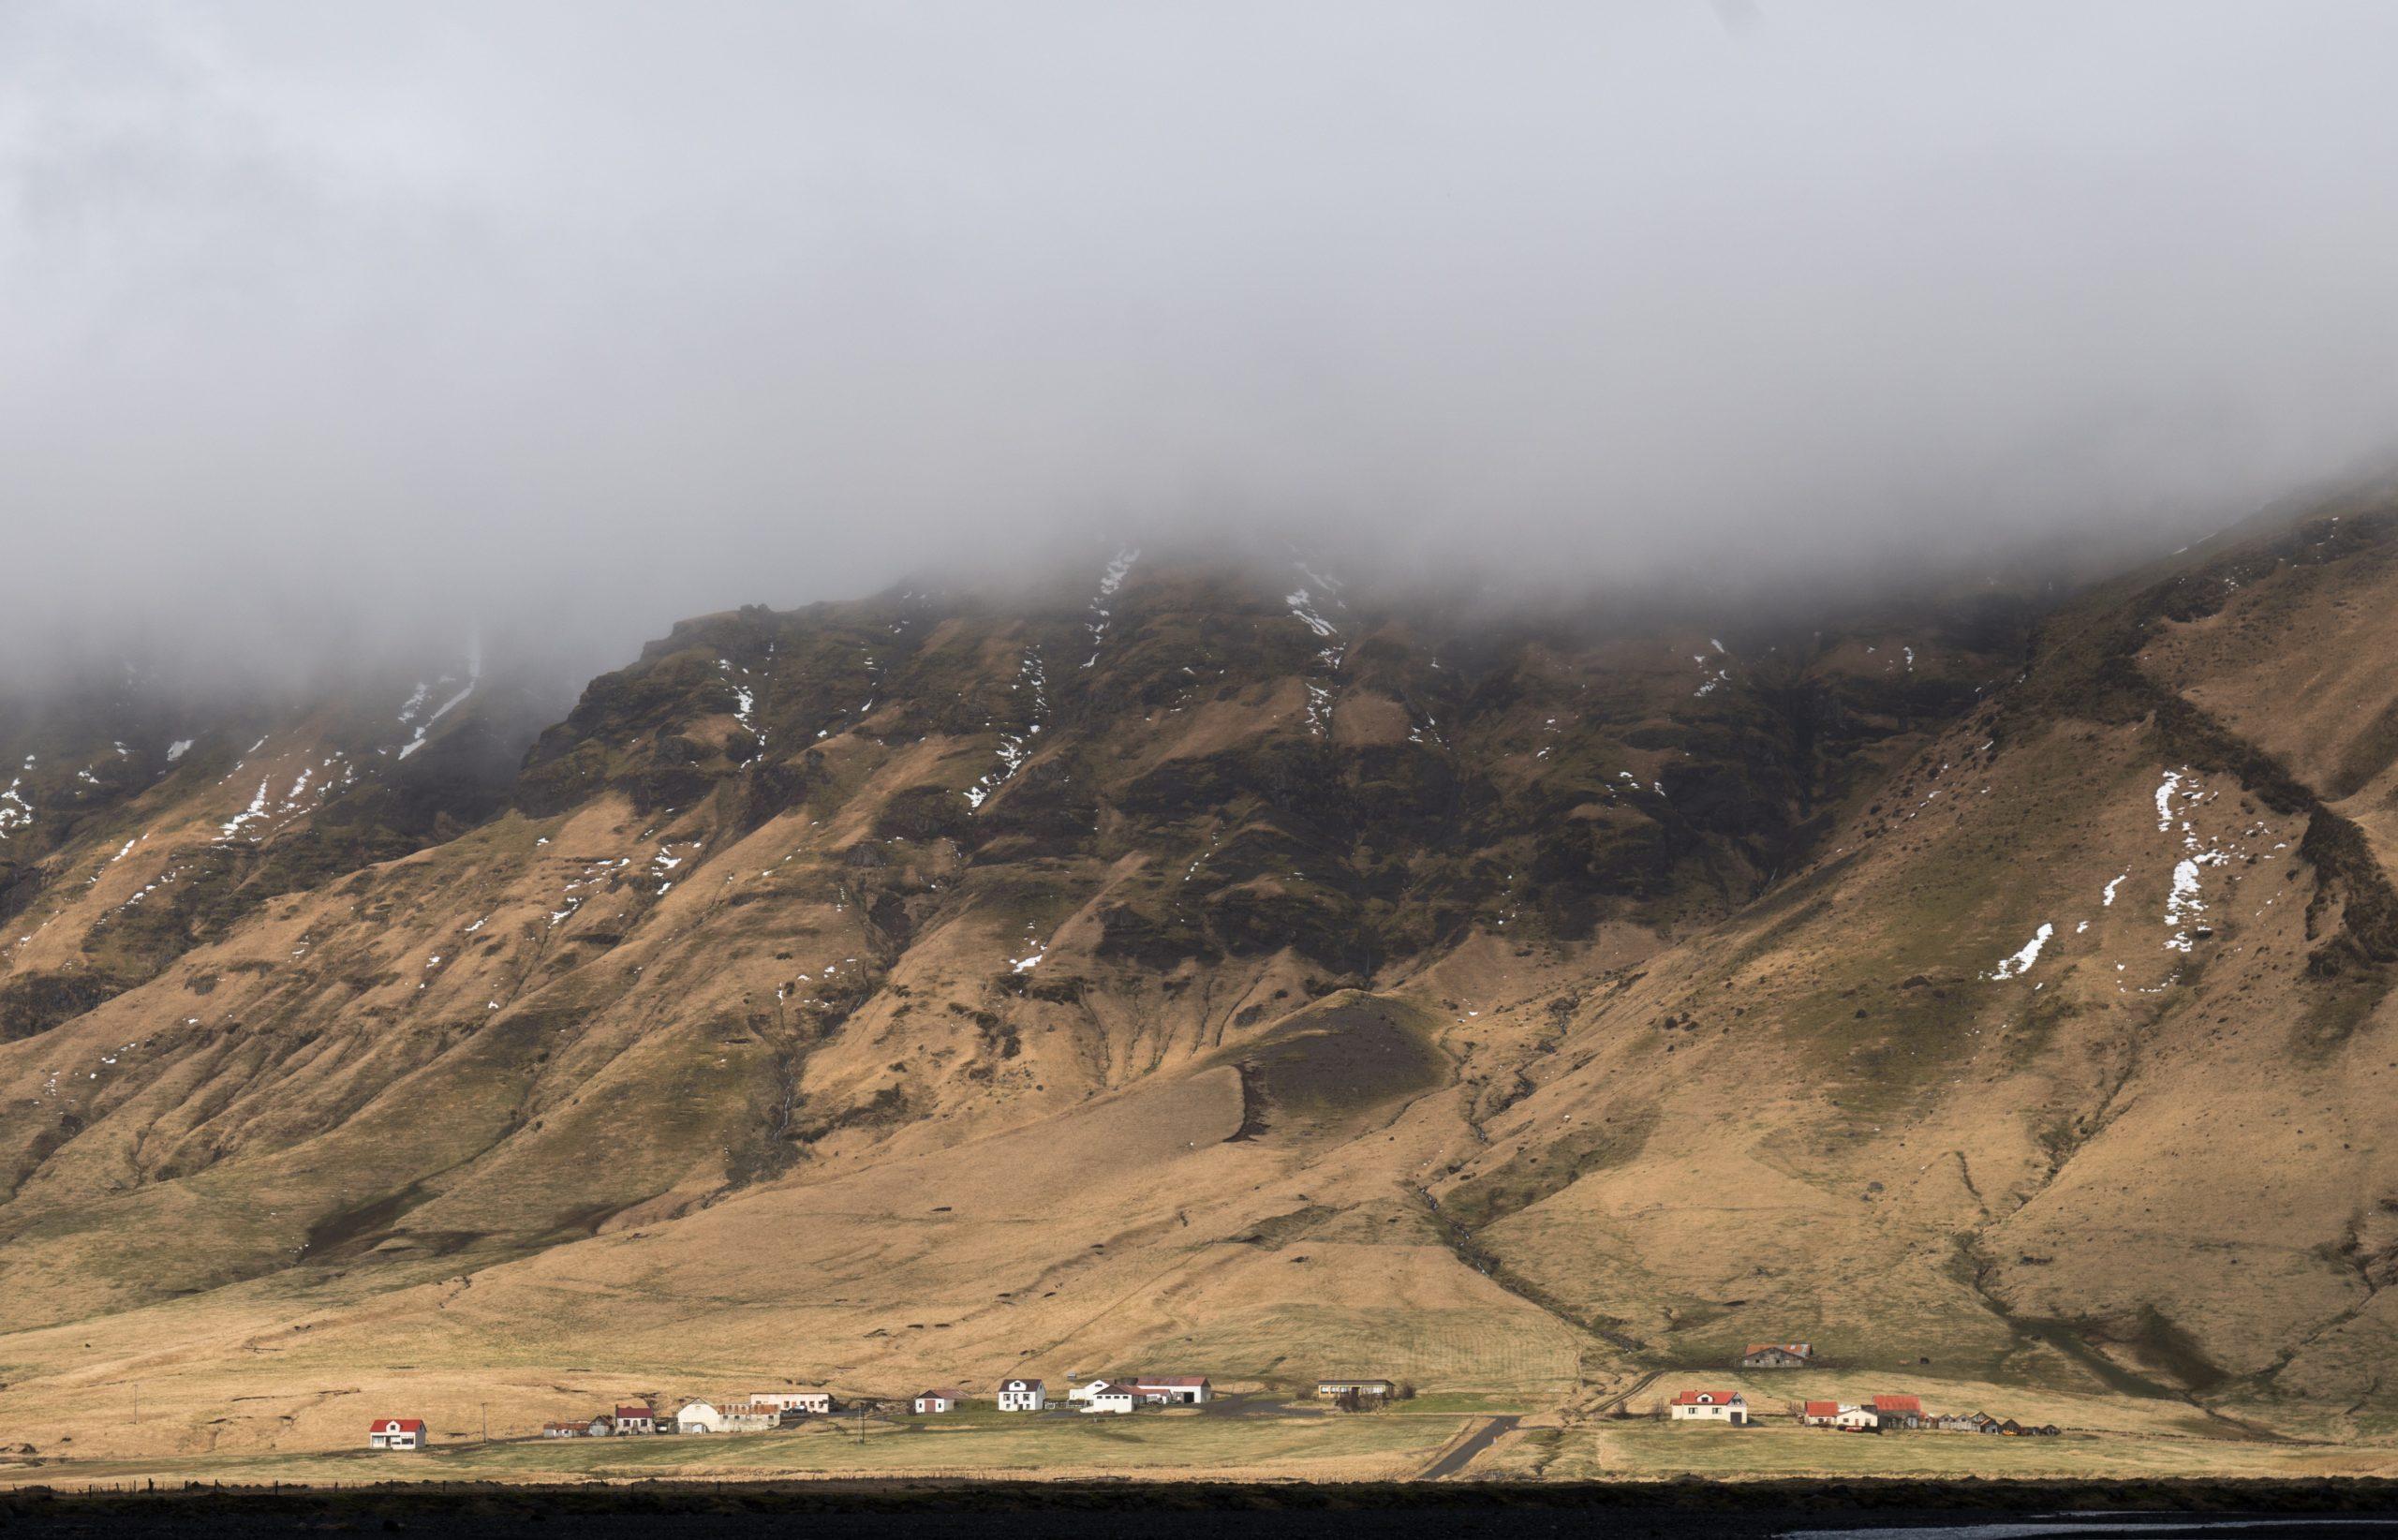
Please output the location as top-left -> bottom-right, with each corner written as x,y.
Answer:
2,493 -> 2395,1462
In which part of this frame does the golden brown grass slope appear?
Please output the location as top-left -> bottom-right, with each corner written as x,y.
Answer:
2,517 -> 2395,1476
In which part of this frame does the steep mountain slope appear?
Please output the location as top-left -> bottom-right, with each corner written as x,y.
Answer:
1,505 -> 2393,1461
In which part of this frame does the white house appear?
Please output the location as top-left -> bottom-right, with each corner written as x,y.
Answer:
1132,1375 -> 1211,1405
1082,1390 -> 1137,1415
675,1399 -> 728,1433
913,1389 -> 966,1414
614,1404 -> 657,1434
1066,1379 -> 1124,1405
1831,1405 -> 1882,1431
367,1417 -> 426,1450
752,1390 -> 833,1415
1666,1390 -> 1748,1424
998,1377 -> 1046,1412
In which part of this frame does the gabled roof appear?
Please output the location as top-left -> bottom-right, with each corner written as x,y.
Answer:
614,1405 -> 653,1419
368,1418 -> 424,1433
1133,1375 -> 1210,1387
1872,1394 -> 1923,1414
1803,1400 -> 1841,1417
1668,1389 -> 1744,1406
1000,1378 -> 1044,1391
1743,1341 -> 1813,1356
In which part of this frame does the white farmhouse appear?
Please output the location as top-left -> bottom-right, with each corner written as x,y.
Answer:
1666,1389 -> 1748,1424
997,1377 -> 1046,1412
1082,1390 -> 1137,1415
366,1417 -> 426,1450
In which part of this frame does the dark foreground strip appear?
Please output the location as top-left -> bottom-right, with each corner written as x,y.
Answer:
7,1480 -> 2398,1539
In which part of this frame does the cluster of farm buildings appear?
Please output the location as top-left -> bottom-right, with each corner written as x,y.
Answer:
367,1375 -> 1410,1448
1660,1342 -> 2062,1437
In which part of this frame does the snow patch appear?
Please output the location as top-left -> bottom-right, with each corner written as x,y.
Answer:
1985,923 -> 2053,981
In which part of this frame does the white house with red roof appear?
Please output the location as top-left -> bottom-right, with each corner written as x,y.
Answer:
367,1417 -> 426,1450
1799,1399 -> 1845,1426
1665,1389 -> 1748,1424
614,1404 -> 657,1434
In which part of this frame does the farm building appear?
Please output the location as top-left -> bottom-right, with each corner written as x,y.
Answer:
676,1399 -> 727,1433
1315,1379 -> 1396,1399
1066,1379 -> 1127,1405
1871,1394 -> 1923,1429
614,1404 -> 657,1434
1666,1390 -> 1748,1424
1829,1405 -> 1881,1431
998,1378 -> 1047,1412
1132,1375 -> 1211,1405
752,1391 -> 833,1415
912,1389 -> 968,1414
1739,1342 -> 1814,1369
1082,1390 -> 1138,1415
1799,1400 -> 1843,1426
367,1418 -> 426,1450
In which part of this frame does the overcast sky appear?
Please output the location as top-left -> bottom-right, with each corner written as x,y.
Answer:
6,3 -> 2398,674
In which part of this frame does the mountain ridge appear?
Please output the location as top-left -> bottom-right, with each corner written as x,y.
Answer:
3,496 -> 2395,1459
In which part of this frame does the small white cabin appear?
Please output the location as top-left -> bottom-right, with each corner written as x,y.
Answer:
367,1417 -> 426,1450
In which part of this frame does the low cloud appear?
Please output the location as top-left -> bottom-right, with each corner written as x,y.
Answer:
6,2 -> 2397,676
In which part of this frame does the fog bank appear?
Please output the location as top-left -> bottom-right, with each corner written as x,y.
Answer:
7,3 -> 2398,676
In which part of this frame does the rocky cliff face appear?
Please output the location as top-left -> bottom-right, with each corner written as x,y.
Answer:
3,504 -> 2395,1455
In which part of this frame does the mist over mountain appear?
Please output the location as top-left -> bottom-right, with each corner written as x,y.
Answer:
9,2 -> 2398,677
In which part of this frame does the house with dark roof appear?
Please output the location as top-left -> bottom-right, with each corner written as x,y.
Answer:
998,1377 -> 1046,1412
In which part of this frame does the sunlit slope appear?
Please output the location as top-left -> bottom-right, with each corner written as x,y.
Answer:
5,511 -> 2395,1461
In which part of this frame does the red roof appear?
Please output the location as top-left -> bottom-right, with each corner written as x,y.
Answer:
1873,1394 -> 1923,1414
1668,1389 -> 1743,1406
1803,1400 -> 1841,1417
1134,1376 -> 1210,1388
1745,1341 -> 1812,1356
368,1418 -> 424,1433
614,1405 -> 652,1419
